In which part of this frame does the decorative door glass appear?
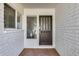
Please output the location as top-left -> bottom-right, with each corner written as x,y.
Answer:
27,16 -> 37,39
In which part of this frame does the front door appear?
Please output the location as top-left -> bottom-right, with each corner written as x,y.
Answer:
39,15 -> 52,45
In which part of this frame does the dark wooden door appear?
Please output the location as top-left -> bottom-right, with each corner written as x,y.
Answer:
39,16 -> 52,45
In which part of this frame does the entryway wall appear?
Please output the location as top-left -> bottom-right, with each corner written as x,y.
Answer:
22,8 -> 55,48
0,3 -> 24,56
55,3 -> 79,56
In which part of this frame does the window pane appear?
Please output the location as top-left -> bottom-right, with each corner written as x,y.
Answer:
17,12 -> 22,29
27,16 -> 37,39
4,3 -> 15,28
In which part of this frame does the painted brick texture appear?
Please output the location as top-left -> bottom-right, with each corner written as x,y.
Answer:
55,4 -> 79,56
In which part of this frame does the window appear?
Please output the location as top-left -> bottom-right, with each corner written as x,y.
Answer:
17,12 -> 22,29
27,16 -> 37,39
4,3 -> 15,28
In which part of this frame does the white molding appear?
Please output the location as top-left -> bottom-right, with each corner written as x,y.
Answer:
53,9 -> 55,48
15,10 -> 17,29
23,8 -> 55,48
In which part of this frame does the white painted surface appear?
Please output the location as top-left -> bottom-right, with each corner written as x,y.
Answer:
0,30 -> 24,56
0,3 -> 24,56
21,3 -> 57,8
55,3 -> 79,56
23,8 -> 55,48
0,4 -> 4,33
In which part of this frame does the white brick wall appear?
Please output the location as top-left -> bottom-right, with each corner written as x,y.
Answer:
55,4 -> 79,56
0,3 -> 24,56
0,3 -> 4,33
0,30 -> 24,56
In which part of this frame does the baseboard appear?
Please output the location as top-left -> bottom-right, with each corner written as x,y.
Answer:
19,48 -> 24,56
55,48 -> 61,56
24,45 -> 55,48
24,48 -> 56,49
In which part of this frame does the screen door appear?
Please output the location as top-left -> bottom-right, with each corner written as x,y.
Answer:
39,15 -> 52,45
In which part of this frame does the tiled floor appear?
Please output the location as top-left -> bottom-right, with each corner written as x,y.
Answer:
19,48 -> 60,56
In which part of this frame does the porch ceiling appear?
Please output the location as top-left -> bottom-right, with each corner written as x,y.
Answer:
20,3 -> 57,8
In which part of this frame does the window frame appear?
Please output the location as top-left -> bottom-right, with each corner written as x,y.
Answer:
4,3 -> 16,30
17,12 -> 22,29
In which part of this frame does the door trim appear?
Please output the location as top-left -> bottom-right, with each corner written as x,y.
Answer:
38,15 -> 55,47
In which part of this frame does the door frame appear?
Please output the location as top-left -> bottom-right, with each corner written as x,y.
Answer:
24,15 -> 55,48
38,15 -> 55,47
23,8 -> 55,48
